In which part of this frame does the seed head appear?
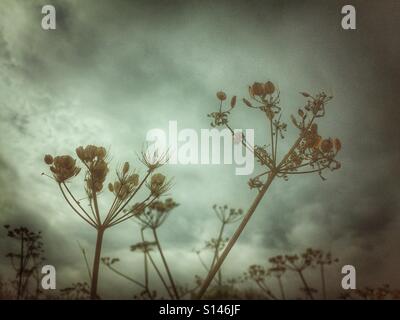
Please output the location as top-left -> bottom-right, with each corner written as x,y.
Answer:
44,154 -> 53,165
216,91 -> 227,101
264,81 -> 275,95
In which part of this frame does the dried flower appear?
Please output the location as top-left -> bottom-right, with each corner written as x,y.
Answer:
264,81 -> 275,95
123,162 -> 130,175
48,155 -> 81,182
250,82 -> 265,96
216,91 -> 227,101
44,154 -> 53,165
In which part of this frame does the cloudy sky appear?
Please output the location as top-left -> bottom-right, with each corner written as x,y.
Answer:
0,0 -> 399,299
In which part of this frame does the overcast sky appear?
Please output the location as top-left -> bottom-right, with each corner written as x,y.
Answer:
0,0 -> 399,299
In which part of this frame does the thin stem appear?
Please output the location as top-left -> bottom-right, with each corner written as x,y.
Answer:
90,227 -> 105,299
16,235 -> 24,300
59,184 -> 97,227
147,251 -> 175,299
105,264 -> 146,289
277,276 -> 286,300
269,116 -> 275,164
298,270 -> 314,300
321,264 -> 327,299
152,228 -> 179,300
63,183 -> 97,225
210,222 -> 226,269
78,242 -> 92,282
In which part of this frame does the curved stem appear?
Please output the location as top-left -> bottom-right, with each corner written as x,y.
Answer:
59,184 -> 96,227
152,228 -> 179,299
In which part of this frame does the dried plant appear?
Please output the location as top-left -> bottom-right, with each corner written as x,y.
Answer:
243,248 -> 338,300
60,282 -> 90,300
198,81 -> 342,298
340,285 -> 400,300
195,205 -> 243,292
102,198 -> 179,299
3,225 -> 45,299
43,145 -> 171,299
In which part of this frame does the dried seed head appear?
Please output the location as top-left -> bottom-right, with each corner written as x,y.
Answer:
96,147 -> 107,159
251,82 -> 265,96
151,173 -> 166,186
44,154 -> 53,165
127,173 -> 139,186
264,81 -> 275,95
320,139 -> 333,153
50,155 -> 80,182
216,91 -> 227,101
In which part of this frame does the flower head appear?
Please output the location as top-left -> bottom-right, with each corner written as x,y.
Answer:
47,155 -> 81,182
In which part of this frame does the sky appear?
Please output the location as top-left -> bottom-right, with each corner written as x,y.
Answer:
0,0 -> 399,299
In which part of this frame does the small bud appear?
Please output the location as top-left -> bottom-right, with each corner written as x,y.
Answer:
334,138 -> 342,152
123,162 -> 130,175
216,91 -> 227,101
251,82 -> 265,96
264,81 -> 275,95
108,183 -> 114,192
44,154 -> 53,165
243,98 -> 253,108
300,92 -> 310,97
320,139 -> 333,153
230,96 -> 237,108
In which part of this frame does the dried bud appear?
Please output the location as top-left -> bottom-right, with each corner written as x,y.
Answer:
243,98 -> 253,108
230,96 -> 237,108
251,82 -> 265,96
123,162 -> 130,175
44,154 -> 53,165
76,146 -> 84,160
216,91 -> 227,101
264,81 -> 275,95
320,139 -> 333,153
334,138 -> 342,151
127,174 -> 139,186
108,182 -> 114,192
151,173 -> 166,186
96,147 -> 107,159
300,92 -> 310,97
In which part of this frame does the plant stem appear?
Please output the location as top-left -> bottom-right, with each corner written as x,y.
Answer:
210,222 -> 225,269
90,227 -> 105,299
196,172 -> 276,299
321,264 -> 327,299
147,251 -> 175,299
17,234 -> 24,300
298,270 -> 314,300
152,228 -> 179,300
277,276 -> 286,300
